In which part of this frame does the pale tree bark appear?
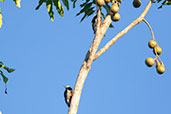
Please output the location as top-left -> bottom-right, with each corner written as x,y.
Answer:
68,1 -> 152,114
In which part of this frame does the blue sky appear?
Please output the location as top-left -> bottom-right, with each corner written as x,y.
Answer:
0,1 -> 171,114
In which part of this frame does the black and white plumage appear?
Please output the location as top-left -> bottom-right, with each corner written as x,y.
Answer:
64,86 -> 73,107
91,14 -> 102,34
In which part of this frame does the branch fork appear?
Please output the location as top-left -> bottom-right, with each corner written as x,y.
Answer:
68,1 -> 152,114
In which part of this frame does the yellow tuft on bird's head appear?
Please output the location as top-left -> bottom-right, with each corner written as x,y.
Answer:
65,85 -> 71,88
93,14 -> 98,19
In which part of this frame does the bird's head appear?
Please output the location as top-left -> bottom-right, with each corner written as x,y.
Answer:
65,85 -> 72,90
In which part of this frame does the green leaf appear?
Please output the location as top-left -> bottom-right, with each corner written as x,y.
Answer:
72,0 -> 77,8
13,0 -> 21,8
35,0 -> 46,10
103,3 -> 110,13
109,23 -> 114,28
5,88 -> 7,94
76,2 -> 93,16
92,0 -> 96,4
157,0 -> 171,8
0,63 -> 15,73
1,65 -> 6,69
80,14 -> 87,22
0,61 -> 3,66
53,0 -> 64,17
157,0 -> 162,3
62,0 -> 69,10
76,1 -> 95,22
80,0 -> 90,7
158,5 -> 163,8
163,0 -> 171,5
86,7 -> 95,16
80,7 -> 95,22
0,9 -> 2,28
0,70 -> 8,84
0,0 -> 5,2
7,68 -> 15,73
162,0 -> 167,4
46,0 -> 54,21
1,64 -> 5,68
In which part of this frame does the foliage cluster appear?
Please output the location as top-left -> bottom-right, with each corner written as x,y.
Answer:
0,0 -> 171,28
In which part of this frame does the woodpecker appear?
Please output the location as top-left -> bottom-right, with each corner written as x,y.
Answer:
64,86 -> 73,107
91,14 -> 102,34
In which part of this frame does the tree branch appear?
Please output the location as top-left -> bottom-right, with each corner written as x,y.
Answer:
94,0 -> 152,61
86,7 -> 102,68
68,6 -> 113,114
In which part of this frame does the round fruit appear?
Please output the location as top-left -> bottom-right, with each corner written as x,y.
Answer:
145,57 -> 155,67
105,0 -> 111,3
148,40 -> 157,49
97,0 -> 105,6
153,46 -> 162,55
133,0 -> 141,8
111,4 -> 119,13
112,13 -> 120,22
156,60 -> 161,68
156,65 -> 165,74
118,2 -> 120,6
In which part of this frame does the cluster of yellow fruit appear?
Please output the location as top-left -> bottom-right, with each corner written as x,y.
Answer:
133,0 -> 141,8
97,0 -> 121,22
145,40 -> 165,74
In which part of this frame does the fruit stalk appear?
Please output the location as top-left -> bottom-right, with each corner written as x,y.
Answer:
142,18 -> 155,41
